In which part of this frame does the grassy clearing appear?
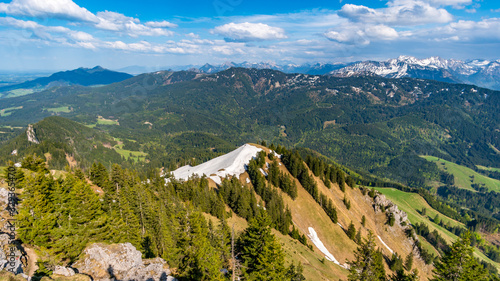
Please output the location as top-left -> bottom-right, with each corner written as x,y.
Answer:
112,138 -> 147,162
0,125 -> 22,129
97,116 -> 119,125
114,146 -> 147,162
3,89 -> 35,98
46,106 -> 71,113
375,187 -> 500,271
421,155 -> 500,192
477,165 -> 500,173
0,106 -> 23,117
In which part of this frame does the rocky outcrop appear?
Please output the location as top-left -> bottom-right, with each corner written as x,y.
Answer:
53,266 -> 76,277
0,235 -> 26,275
26,125 -> 39,144
373,194 -> 410,228
73,243 -> 174,281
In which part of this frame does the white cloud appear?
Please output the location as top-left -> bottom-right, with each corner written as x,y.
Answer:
0,1 -> 176,38
145,20 -> 177,28
366,25 -> 399,40
324,28 -> 370,45
0,16 -> 103,51
186,32 -> 200,38
397,17 -> 500,43
212,45 -> 245,55
424,0 -> 472,7
70,31 -> 94,42
446,18 -> 500,40
0,0 -> 98,22
339,1 -> 453,26
95,11 -> 174,37
212,22 -> 287,41
324,24 -> 398,45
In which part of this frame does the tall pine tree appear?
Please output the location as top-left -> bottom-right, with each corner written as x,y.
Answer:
347,231 -> 387,281
237,210 -> 286,280
432,232 -> 488,281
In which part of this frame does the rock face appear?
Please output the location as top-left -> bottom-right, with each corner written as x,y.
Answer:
26,124 -> 39,144
73,243 -> 173,281
373,194 -> 410,228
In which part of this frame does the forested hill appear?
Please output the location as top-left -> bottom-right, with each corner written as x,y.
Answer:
0,116 -> 127,169
0,66 -> 133,97
0,67 -> 499,188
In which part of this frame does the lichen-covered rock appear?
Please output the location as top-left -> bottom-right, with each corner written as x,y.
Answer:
53,266 -> 75,277
73,243 -> 172,281
123,257 -> 171,281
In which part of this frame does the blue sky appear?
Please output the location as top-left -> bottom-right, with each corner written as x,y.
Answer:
0,0 -> 499,71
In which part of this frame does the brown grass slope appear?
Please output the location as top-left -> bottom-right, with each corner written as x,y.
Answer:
227,145 -> 433,280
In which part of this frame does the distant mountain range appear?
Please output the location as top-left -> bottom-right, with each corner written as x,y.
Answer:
116,62 -> 351,76
330,56 -> 500,91
118,56 -> 500,90
0,66 -> 132,98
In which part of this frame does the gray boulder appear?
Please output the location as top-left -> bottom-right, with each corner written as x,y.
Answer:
53,265 -> 76,277
73,243 -> 172,281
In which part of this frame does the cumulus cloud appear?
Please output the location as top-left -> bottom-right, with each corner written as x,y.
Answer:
366,25 -> 399,40
439,18 -> 500,41
324,24 -> 398,45
0,0 -> 176,38
339,1 -> 453,26
324,28 -> 369,45
0,16 -> 96,46
212,22 -> 287,42
95,11 -> 174,37
0,0 -> 98,22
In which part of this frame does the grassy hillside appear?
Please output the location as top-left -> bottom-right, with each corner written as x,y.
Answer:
242,145 -> 436,279
375,187 -> 500,272
422,156 -> 500,192
205,212 -> 347,281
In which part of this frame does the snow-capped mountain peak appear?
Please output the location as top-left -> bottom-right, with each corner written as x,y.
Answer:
330,56 -> 500,90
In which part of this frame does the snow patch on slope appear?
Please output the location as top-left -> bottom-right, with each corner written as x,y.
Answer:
308,227 -> 347,269
172,144 -> 262,184
377,236 -> 394,254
